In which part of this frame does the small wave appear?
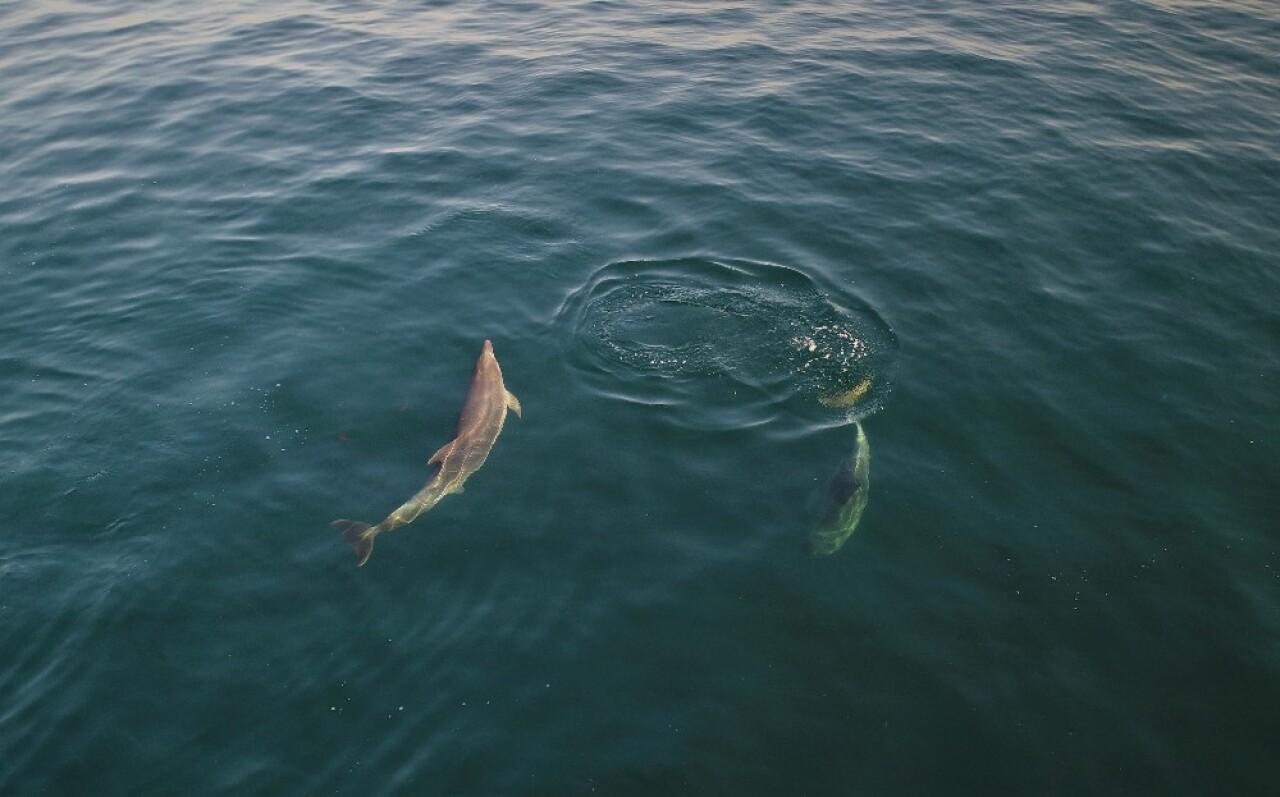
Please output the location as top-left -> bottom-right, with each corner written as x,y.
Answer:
558,257 -> 897,429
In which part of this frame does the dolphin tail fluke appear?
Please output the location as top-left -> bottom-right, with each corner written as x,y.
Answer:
332,519 -> 375,566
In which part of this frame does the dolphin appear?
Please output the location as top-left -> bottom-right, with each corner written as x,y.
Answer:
818,375 -> 874,410
810,420 -> 870,555
333,339 -> 521,566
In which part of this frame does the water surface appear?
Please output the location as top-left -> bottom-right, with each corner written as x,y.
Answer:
2,1 -> 1278,794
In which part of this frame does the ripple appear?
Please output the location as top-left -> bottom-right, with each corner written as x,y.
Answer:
559,258 -> 897,430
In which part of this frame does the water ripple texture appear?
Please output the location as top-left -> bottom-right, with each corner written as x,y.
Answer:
2,0 -> 1279,795
560,258 -> 897,430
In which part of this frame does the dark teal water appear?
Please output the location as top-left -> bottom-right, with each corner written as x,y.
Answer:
3,1 -> 1278,794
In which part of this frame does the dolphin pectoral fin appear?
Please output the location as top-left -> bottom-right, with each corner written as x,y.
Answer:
427,441 -> 454,466
505,390 -> 522,418
332,519 -> 375,567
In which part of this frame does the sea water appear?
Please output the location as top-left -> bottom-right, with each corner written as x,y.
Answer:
2,2 -> 1278,794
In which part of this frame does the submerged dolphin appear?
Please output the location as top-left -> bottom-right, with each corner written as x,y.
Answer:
333,339 -> 521,566
810,420 -> 870,555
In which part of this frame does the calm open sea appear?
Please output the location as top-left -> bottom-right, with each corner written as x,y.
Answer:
2,1 -> 1278,794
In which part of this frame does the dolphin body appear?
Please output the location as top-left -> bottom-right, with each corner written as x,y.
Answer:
333,339 -> 521,566
810,420 -> 870,555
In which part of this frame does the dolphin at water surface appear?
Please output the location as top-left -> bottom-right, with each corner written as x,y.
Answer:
333,339 -> 521,566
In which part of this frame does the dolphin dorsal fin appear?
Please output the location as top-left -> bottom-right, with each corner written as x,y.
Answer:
427,441 -> 454,466
505,390 -> 522,418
